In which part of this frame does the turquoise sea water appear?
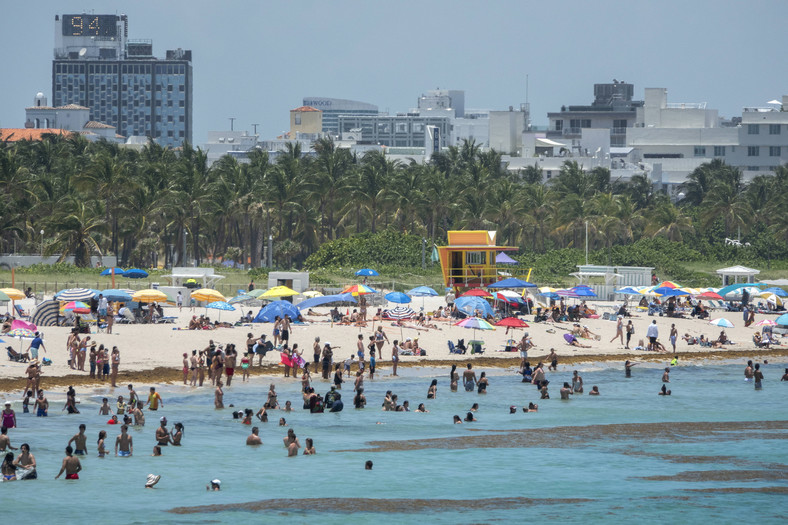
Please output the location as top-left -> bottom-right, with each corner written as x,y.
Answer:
1,359 -> 786,524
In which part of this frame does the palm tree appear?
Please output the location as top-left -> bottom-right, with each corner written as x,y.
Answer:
354,151 -> 397,233
43,197 -> 107,267
309,137 -> 353,241
644,201 -> 694,242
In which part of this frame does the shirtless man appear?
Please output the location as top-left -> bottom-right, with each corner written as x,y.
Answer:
0,426 -> 16,452
133,402 -> 145,426
155,417 -> 171,446
283,429 -> 300,457
13,443 -> 36,479
753,363 -> 764,389
127,384 -> 138,407
744,360 -> 754,382
225,349 -> 236,387
547,349 -> 558,371
115,425 -> 133,457
34,390 -> 49,417
662,367 -> 670,383
531,362 -> 546,388
246,426 -> 262,446
67,424 -> 88,455
215,380 -> 224,409
462,363 -> 477,392
55,446 -> 82,480
560,382 -> 574,400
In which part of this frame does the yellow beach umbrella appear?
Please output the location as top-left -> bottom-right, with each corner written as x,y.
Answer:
190,288 -> 227,303
131,289 -> 169,303
0,288 -> 26,300
260,286 -> 298,298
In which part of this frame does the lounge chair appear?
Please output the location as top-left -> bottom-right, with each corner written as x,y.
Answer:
14,304 -> 31,320
7,346 -> 28,362
448,340 -> 465,354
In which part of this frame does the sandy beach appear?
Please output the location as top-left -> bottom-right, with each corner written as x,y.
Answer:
2,293 -> 784,392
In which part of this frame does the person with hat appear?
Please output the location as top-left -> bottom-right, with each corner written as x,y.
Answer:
26,332 -> 46,361
145,474 -> 161,488
207,479 -> 221,491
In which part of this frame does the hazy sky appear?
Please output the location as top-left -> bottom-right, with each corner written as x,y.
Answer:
2,1 -> 787,145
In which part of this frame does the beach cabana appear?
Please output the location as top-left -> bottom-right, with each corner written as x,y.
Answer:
716,265 -> 759,286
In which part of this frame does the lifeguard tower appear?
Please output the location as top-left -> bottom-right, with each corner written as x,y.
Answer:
438,230 -> 518,292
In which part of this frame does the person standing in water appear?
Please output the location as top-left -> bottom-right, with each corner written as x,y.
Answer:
55,446 -> 81,480
753,363 -> 764,389
572,370 -> 584,393
625,360 -> 637,378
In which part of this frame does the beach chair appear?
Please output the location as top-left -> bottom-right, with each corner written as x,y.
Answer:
14,304 -> 31,320
117,309 -> 136,324
7,346 -> 28,362
448,341 -> 464,354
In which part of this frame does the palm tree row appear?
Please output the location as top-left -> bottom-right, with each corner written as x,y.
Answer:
2,135 -> 787,268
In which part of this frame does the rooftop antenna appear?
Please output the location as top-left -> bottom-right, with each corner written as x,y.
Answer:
251,123 -> 259,135
228,117 -> 236,131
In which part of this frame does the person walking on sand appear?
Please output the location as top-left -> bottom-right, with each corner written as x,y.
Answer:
669,324 -> 678,352
625,320 -> 634,349
610,315 -> 624,346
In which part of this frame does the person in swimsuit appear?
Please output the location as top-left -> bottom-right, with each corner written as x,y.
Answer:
280,315 -> 291,344
273,316 -> 282,346
391,340 -> 400,376
68,424 -> 88,455
215,380 -> 224,409
303,438 -> 316,455
247,427 -> 262,446
753,363 -> 764,389
450,364 -> 459,392
2,452 -> 17,481
241,354 -> 251,382
283,428 -> 300,457
147,387 -> 163,411
368,341 -> 376,380
589,385 -> 600,395
427,379 -> 437,399
155,418 -> 171,446
625,320 -> 634,349
548,349 -> 558,371
477,372 -> 488,394
375,326 -> 388,354
55,446 -> 82,480
13,443 -> 36,479
463,364 -> 477,392
225,347 -> 236,386
97,431 -> 107,458
266,383 -> 279,409
182,353 -> 190,384
572,370 -> 584,393
170,423 -> 184,445
34,390 -> 48,417
625,360 -> 637,378
1,402 -> 16,428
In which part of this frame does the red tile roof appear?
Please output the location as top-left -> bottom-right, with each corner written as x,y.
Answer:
291,106 -> 321,112
0,128 -> 73,142
84,120 -> 115,129
57,104 -> 90,110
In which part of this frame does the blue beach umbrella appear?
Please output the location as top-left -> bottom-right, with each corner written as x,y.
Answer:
355,268 -> 379,277
206,301 -> 235,311
709,318 -> 734,328
100,267 -> 125,276
454,296 -> 494,317
776,313 -> 788,326
124,268 -> 149,279
487,277 -> 537,289
385,292 -> 411,304
717,282 -> 767,297
763,287 -> 788,297
99,289 -> 134,302
407,286 -> 439,297
615,286 -> 642,295
298,293 -> 357,310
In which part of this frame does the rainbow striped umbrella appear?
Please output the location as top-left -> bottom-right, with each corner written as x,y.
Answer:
341,284 -> 377,296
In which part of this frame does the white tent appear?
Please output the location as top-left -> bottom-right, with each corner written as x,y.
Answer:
716,265 -> 760,286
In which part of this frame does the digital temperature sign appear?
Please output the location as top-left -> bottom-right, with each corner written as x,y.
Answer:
62,15 -> 118,37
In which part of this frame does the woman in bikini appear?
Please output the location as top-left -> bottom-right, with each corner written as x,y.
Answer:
450,364 -> 459,392
477,372 -> 488,394
97,431 -> 107,458
170,422 -> 184,445
427,379 -> 438,399
266,384 -> 279,409
375,326 -> 388,355
2,452 -> 17,481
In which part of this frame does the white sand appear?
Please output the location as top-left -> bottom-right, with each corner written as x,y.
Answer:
1,294 -> 780,380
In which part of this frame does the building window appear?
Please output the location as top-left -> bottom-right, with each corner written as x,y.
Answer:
395,122 -> 408,133
770,146 -> 781,157
613,119 -> 627,128
465,251 -> 486,265
748,124 -> 759,135
294,113 -> 301,125
694,146 -> 706,157
555,120 -> 563,131
713,146 -> 726,156
748,146 -> 760,157
748,166 -> 759,171
770,124 -> 781,135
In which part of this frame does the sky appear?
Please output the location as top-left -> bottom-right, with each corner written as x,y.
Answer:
2,0 -> 787,145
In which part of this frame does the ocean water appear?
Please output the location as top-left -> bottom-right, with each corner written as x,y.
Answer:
1,359 -> 786,524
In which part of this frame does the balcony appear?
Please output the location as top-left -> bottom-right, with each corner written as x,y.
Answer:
611,127 -> 627,135
562,127 -> 582,137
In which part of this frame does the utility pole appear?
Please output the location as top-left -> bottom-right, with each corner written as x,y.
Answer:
229,117 -> 236,131
251,123 -> 259,135
585,221 -> 589,265
422,238 -> 426,270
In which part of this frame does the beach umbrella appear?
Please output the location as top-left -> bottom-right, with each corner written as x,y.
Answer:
124,268 -> 148,279
538,286 -> 557,293
252,300 -> 301,323
615,286 -> 642,295
100,267 -> 125,276
341,284 -> 377,296
11,319 -> 37,331
227,293 -> 256,305
495,252 -> 518,264
754,319 -> 777,327
387,306 -> 415,319
659,288 -> 690,297
260,286 -> 298,299
60,301 -> 91,314
31,300 -> 59,327
355,268 -> 379,277
697,291 -> 723,300
385,292 -> 411,304
407,286 -> 438,297
55,288 -> 97,301
0,288 -> 25,300
301,291 -> 323,298
762,287 -> 788,297
487,277 -> 537,289
495,317 -> 529,328
190,288 -> 227,303
132,289 -> 168,303
459,288 -> 492,298
454,296 -> 494,317
100,288 -> 134,302
777,313 -> 788,326
454,316 -> 495,342
717,282 -> 768,297
709,318 -> 734,328
7,327 -> 35,352
246,289 -> 268,299
298,293 -> 356,310
206,301 -> 235,321
0,291 -> 10,302
656,281 -> 680,289
762,294 -> 783,307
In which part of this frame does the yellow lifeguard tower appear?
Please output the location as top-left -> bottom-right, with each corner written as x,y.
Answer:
438,230 -> 518,292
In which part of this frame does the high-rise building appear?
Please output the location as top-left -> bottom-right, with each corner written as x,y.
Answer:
302,97 -> 378,135
52,13 -> 192,147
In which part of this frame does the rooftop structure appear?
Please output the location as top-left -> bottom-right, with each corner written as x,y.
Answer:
302,97 -> 378,135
